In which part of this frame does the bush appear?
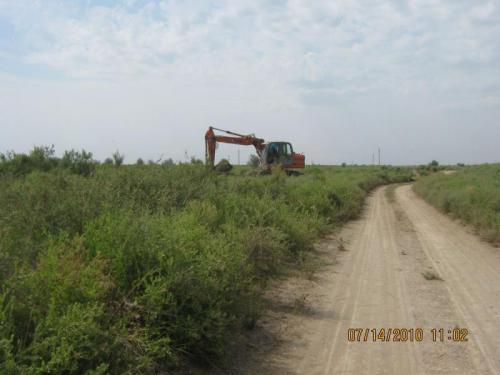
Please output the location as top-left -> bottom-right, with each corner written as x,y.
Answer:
0,237 -> 114,374
247,154 -> 260,168
0,146 -> 58,176
0,157 -> 413,372
414,164 -> 500,244
61,149 -> 97,176
112,151 -> 125,166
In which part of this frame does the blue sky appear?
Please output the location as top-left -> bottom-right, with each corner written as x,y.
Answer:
1,0 -> 499,164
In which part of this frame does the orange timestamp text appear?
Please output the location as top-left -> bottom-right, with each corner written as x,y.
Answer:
347,328 -> 468,342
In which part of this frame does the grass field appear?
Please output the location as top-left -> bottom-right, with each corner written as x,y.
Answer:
414,164 -> 500,244
0,148 -> 413,373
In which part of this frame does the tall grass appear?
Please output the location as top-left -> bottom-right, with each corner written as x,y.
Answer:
0,150 -> 413,373
414,164 -> 500,244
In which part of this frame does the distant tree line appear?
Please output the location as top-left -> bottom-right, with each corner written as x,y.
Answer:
0,145 -> 204,177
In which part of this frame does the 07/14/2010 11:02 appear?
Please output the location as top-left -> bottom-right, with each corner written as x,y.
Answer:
347,328 -> 469,342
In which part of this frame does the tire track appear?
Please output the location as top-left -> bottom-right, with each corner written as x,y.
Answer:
227,185 -> 500,375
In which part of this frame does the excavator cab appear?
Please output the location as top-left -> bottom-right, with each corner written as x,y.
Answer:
263,142 -> 293,166
262,142 -> 305,170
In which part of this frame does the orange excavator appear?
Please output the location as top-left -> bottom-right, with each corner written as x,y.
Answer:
205,126 -> 305,172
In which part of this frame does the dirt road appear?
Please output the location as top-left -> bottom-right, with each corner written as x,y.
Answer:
233,185 -> 500,375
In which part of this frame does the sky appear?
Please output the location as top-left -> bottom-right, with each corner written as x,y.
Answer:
0,0 -> 499,165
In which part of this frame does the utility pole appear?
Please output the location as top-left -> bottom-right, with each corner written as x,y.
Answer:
238,149 -> 240,165
372,153 -> 375,165
378,148 -> 381,165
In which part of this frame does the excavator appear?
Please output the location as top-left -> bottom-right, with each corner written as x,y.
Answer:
204,126 -> 305,173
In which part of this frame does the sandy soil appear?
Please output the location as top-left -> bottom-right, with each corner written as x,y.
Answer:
219,184 -> 500,375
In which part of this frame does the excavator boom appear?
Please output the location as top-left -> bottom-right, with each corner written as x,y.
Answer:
205,127 -> 265,166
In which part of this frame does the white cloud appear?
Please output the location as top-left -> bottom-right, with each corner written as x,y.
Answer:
0,0 -> 499,164
2,1 -> 498,93
471,2 -> 495,19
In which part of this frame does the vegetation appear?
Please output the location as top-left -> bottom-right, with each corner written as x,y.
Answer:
422,270 -> 444,281
0,146 -> 98,176
415,160 -> 446,176
247,154 -> 260,168
0,147 -> 412,373
414,164 -> 500,244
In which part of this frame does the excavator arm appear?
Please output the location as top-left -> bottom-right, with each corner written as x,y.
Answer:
205,127 -> 265,167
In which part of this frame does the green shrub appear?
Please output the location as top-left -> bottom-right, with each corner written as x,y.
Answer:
414,164 -> 500,244
0,157 -> 413,372
0,146 -> 58,176
0,237 -> 114,374
0,146 -> 99,177
60,149 -> 97,176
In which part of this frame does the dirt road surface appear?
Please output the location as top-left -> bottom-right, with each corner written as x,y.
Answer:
228,185 -> 500,375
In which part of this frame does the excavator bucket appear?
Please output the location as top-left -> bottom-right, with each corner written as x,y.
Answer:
205,127 -> 216,167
